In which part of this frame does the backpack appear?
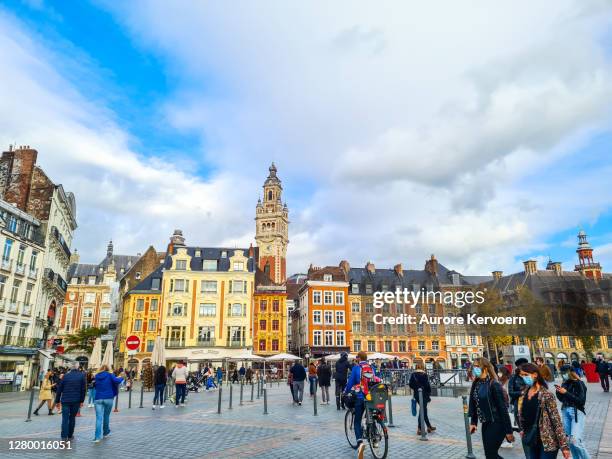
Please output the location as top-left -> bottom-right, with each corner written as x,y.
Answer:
355,361 -> 379,396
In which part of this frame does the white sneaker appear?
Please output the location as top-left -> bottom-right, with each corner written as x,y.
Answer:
160,405 -> 165,409
152,405 -> 156,410
88,404 -> 93,408
180,403 -> 186,407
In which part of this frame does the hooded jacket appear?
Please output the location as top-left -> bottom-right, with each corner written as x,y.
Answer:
94,371 -> 124,400
334,356 -> 350,382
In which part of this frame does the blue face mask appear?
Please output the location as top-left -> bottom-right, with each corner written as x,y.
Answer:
472,367 -> 482,378
522,375 -> 534,387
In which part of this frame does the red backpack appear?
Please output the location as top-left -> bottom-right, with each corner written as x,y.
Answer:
352,361 -> 379,396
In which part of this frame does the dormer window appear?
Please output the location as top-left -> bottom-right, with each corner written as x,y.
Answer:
381,284 -> 388,291
221,251 -> 227,258
323,274 -> 332,282
351,284 -> 359,294
195,250 -> 201,257
203,259 -> 217,271
365,284 -> 372,294
135,272 -> 142,280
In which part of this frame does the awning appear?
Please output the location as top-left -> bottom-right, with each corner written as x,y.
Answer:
38,349 -> 55,360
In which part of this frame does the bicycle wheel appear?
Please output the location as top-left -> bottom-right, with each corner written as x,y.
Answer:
367,418 -> 389,459
344,409 -> 358,449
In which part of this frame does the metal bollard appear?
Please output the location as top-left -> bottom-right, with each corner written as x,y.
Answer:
128,386 -> 133,409
250,381 -> 254,402
113,390 -> 119,413
387,389 -> 396,427
462,396 -> 476,459
217,387 -> 222,414
418,388 -> 427,441
139,381 -> 144,408
228,383 -> 233,409
25,387 -> 36,422
313,390 -> 318,416
240,381 -> 244,406
263,387 -> 268,415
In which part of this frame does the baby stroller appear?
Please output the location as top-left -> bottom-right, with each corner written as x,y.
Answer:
187,373 -> 203,392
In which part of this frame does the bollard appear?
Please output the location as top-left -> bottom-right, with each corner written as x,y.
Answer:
217,387 -> 223,414
228,383 -> 233,409
25,387 -> 36,422
164,384 -> 168,402
387,389 -> 396,427
113,390 -> 119,413
462,396 -> 476,459
139,381 -> 144,408
418,388 -> 427,441
313,390 -> 318,416
129,386 -> 133,409
250,381 -> 254,402
239,381 -> 244,406
257,378 -> 261,399
263,387 -> 268,415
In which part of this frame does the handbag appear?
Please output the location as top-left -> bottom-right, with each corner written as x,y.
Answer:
411,398 -> 417,416
523,397 -> 542,448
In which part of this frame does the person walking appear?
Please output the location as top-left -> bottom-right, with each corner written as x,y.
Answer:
54,362 -> 86,441
555,364 -> 589,459
290,360 -> 306,405
468,358 -> 514,459
308,361 -> 317,397
508,358 -> 528,427
317,358 -> 332,405
92,364 -> 123,443
86,371 -> 96,407
594,355 -> 610,392
334,352 -> 350,410
152,364 -> 167,409
287,369 -> 295,402
246,366 -> 253,385
34,370 -> 56,416
518,363 -> 570,459
172,360 -> 188,407
239,365 -> 246,383
409,361 -> 436,435
216,367 -> 223,386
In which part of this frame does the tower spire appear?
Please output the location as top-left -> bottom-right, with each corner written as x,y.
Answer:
574,229 -> 602,280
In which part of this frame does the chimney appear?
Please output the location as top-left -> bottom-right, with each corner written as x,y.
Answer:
546,260 -> 562,275
394,263 -> 403,277
424,254 -> 438,275
1,147 -> 38,211
248,243 -> 254,258
339,260 -> 350,274
523,260 -> 538,275
492,270 -> 503,280
365,262 -> 375,274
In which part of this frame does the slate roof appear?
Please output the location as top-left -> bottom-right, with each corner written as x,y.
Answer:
163,246 -> 257,272
129,265 -> 164,293
68,254 -> 141,284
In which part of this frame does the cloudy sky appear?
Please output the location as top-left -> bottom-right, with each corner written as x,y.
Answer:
1,0 -> 612,276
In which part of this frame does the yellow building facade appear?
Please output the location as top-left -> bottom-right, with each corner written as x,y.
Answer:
253,285 -> 287,355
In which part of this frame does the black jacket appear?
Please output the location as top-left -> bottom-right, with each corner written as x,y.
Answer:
468,379 -> 513,435
317,363 -> 332,386
334,357 -> 350,383
54,370 -> 86,404
408,370 -> 431,403
290,364 -> 306,382
508,374 -> 525,403
595,359 -> 610,375
556,378 -> 586,415
154,366 -> 167,385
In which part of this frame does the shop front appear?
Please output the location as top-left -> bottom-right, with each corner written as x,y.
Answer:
0,348 -> 37,392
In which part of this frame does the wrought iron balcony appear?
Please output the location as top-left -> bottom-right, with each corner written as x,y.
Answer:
1,258 -> 12,272
196,339 -> 216,347
28,267 -> 38,279
0,335 -> 38,347
15,263 -> 25,275
22,304 -> 32,316
166,339 -> 185,348
227,340 -> 246,348
7,300 -> 20,314
43,268 -> 67,294
51,226 -> 71,259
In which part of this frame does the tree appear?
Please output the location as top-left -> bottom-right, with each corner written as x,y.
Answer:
63,327 -> 108,354
579,336 -> 597,360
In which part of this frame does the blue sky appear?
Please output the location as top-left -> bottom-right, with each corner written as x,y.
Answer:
1,0 -> 612,276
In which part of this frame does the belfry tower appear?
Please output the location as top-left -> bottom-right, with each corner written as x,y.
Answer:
575,229 -> 602,280
255,163 -> 289,284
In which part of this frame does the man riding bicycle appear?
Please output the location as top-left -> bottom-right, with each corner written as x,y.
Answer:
344,350 -> 381,459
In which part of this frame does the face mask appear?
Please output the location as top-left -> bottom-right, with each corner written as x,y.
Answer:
473,367 -> 482,378
561,374 -> 569,381
522,375 -> 534,387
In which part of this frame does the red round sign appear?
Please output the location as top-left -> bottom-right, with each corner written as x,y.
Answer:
126,335 -> 141,351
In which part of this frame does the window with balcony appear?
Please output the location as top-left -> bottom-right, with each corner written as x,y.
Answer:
324,330 -> 334,346
227,326 -> 245,346
167,326 -> 185,347
24,283 -> 33,307
16,245 -> 25,273
10,279 -> 20,304
198,326 -> 215,344
313,291 -> 322,304
313,330 -> 322,346
201,280 -> 217,294
199,303 -> 216,317
2,239 -> 13,264
323,291 -> 333,304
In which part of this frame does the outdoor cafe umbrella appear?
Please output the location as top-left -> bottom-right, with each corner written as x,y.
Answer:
324,352 -> 356,361
368,352 -> 396,361
101,341 -> 114,369
89,337 -> 103,369
265,352 -> 301,379
228,351 -> 264,383
150,336 -> 166,367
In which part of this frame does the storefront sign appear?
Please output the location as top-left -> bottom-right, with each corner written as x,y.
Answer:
0,371 -> 15,385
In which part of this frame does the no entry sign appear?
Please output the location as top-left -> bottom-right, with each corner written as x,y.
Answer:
126,335 -> 141,351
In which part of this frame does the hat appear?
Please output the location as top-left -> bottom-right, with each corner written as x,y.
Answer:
515,358 -> 528,367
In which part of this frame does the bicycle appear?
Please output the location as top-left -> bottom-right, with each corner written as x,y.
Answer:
344,386 -> 389,459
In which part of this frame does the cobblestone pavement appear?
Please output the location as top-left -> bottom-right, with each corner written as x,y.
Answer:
0,382 -> 609,459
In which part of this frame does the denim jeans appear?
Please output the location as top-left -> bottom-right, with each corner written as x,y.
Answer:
354,398 -> 365,443
153,384 -> 166,405
292,380 -> 304,402
562,407 -> 590,459
94,398 -> 114,440
309,376 -> 317,395
60,402 -> 80,440
175,383 -> 186,405
87,388 -> 96,405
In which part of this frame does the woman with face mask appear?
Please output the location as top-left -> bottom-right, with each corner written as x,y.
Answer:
468,358 -> 514,458
555,364 -> 589,459
518,363 -> 569,459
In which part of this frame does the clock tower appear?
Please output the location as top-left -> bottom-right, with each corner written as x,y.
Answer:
255,163 -> 289,284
